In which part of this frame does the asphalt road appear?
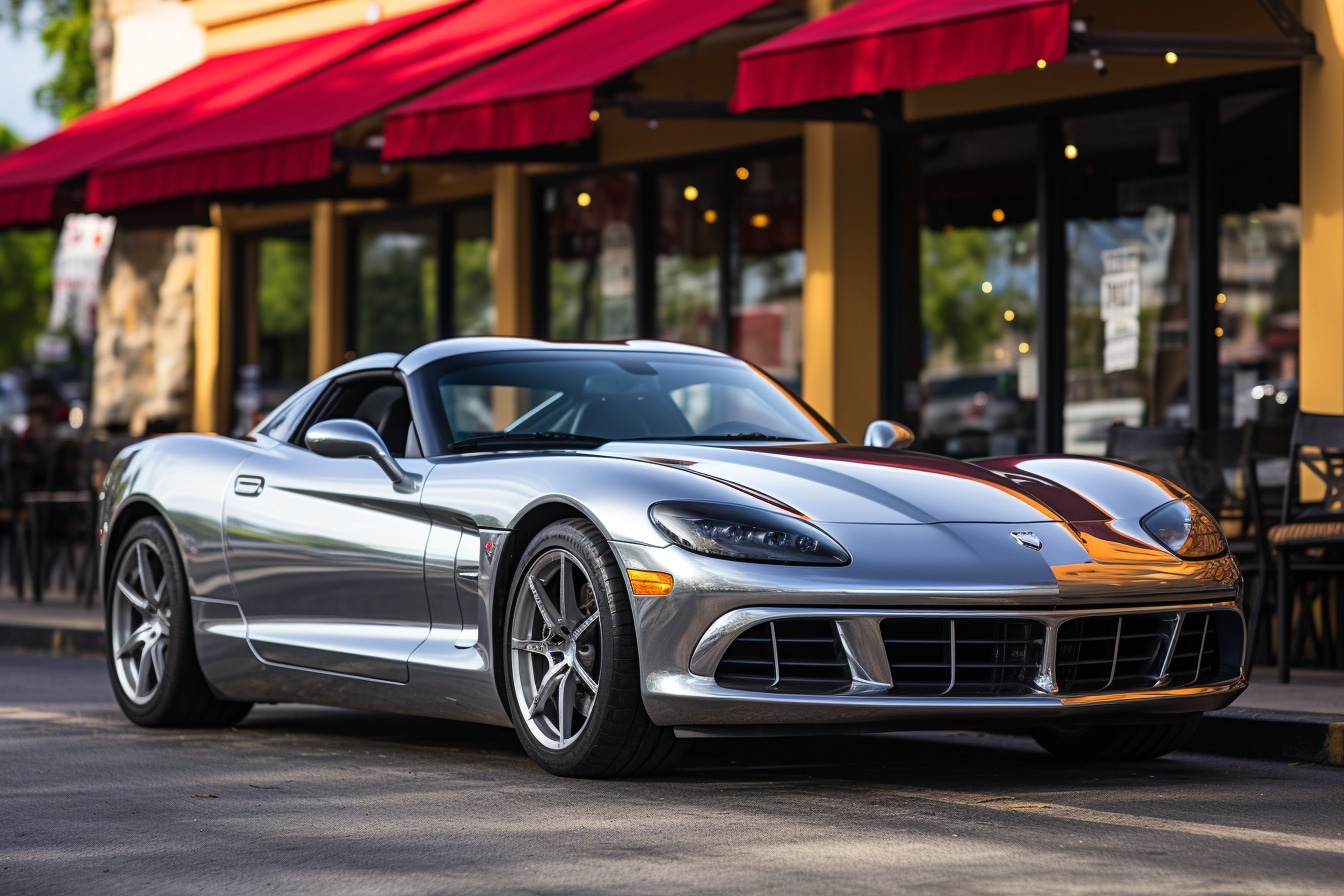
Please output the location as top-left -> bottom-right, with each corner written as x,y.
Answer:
3,651 -> 1343,895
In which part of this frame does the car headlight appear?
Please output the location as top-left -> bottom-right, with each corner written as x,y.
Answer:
649,502 -> 849,565
1141,499 -> 1227,559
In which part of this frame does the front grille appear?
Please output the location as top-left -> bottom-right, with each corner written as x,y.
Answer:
1168,611 -> 1222,686
715,620 -> 851,694
880,618 -> 1044,696
1055,613 -> 1173,694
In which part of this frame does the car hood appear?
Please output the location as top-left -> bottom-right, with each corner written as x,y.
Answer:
596,442 -> 1079,526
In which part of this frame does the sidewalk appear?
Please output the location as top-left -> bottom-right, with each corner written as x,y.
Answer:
2,589 -> 1340,766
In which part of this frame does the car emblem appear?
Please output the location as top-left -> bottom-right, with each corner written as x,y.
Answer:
1011,531 -> 1043,551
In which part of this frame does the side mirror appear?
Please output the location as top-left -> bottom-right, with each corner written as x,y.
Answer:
864,420 -> 916,450
305,419 -> 420,492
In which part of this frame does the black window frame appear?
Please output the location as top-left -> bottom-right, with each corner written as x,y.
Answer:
531,138 -> 803,352
344,197 -> 495,359
880,66 -> 1301,452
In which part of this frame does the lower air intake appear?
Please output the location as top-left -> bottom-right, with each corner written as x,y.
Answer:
715,619 -> 852,694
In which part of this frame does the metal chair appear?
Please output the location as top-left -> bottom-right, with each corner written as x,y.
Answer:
1267,411 -> 1344,682
1192,422 -> 1292,671
1104,424 -> 1193,486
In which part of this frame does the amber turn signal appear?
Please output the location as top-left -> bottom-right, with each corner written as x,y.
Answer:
627,569 -> 674,596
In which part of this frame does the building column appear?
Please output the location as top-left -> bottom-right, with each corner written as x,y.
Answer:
802,121 -> 882,441
493,164 -> 532,337
1301,0 -> 1344,414
192,225 -> 226,432
309,200 -> 346,378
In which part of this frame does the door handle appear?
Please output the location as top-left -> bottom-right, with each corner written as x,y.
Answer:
234,475 -> 264,496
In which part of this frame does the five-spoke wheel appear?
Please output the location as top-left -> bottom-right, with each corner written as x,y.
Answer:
509,548 -> 602,749
110,536 -> 172,705
104,516 -> 252,728
503,519 -> 682,777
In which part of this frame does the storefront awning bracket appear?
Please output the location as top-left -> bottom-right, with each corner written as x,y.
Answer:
1070,0 -> 1316,63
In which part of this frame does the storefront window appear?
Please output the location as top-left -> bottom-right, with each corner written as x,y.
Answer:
1217,89 -> 1300,427
736,154 -> 804,390
1062,104 -> 1190,454
547,171 -> 638,341
352,215 -> 438,356
453,204 -> 495,336
918,124 -> 1038,457
234,228 -> 311,432
656,166 -> 722,348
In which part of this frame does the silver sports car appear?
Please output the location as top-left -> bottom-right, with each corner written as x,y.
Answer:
99,338 -> 1244,776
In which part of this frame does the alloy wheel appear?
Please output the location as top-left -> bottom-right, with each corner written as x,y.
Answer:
509,548 -> 602,750
110,538 -> 172,705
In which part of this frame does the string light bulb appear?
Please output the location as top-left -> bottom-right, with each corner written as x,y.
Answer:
1064,144 -> 1079,160
991,208 -> 1006,223
1165,51 -> 1179,64
683,185 -> 699,201
1036,58 -> 1047,70
576,192 -> 592,207
588,109 -> 600,122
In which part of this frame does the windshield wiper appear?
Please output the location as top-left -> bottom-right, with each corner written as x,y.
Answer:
633,432 -> 806,442
450,431 -> 609,452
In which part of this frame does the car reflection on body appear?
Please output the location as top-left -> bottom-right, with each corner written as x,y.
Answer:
99,338 -> 1245,777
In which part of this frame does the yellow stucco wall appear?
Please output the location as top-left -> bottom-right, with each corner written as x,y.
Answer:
1301,0 -> 1344,415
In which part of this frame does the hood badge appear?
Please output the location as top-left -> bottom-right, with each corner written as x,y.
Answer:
1011,531 -> 1043,551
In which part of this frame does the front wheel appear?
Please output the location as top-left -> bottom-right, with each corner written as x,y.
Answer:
503,519 -> 681,777
106,516 -> 252,728
1031,714 -> 1203,761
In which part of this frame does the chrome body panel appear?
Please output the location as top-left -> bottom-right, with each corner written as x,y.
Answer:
99,338 -> 1245,736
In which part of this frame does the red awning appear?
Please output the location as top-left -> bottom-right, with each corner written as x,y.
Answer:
0,7 -> 444,227
85,0 -> 621,212
730,0 -> 1070,112
382,0 -> 775,160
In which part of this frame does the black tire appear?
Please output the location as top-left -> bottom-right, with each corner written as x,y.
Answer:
503,519 -> 682,777
105,516 -> 252,728
1031,713 -> 1203,761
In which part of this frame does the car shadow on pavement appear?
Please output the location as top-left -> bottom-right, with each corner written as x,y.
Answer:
234,704 -> 1224,793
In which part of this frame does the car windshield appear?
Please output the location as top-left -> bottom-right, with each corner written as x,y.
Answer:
412,349 -> 836,451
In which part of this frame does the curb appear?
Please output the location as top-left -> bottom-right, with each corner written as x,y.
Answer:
0,624 -> 106,658
1187,709 -> 1344,767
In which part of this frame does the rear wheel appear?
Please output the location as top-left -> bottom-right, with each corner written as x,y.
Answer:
503,519 -> 681,777
1031,714 -> 1203,761
106,517 -> 252,728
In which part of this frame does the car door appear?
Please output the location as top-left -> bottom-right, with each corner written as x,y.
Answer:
223,372 -> 433,683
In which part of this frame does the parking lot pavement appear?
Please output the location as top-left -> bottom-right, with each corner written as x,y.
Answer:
3,650 -> 1343,895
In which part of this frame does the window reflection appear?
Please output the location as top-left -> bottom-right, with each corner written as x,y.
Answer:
656,166 -> 721,348
547,172 -> 638,341
353,215 -> 437,356
918,124 -> 1038,457
735,154 -> 803,391
235,229 -> 311,432
1063,105 -> 1190,454
454,204 -> 495,337
1218,89 -> 1300,427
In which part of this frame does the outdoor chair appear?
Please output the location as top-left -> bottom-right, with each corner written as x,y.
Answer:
1191,422 -> 1292,670
1268,411 -> 1344,682
1104,423 -> 1193,486
0,434 -> 32,598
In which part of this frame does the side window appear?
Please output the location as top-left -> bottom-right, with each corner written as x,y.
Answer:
293,373 -> 417,458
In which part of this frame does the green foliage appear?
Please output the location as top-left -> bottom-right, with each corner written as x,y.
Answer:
0,124 -> 55,371
3,0 -> 96,123
921,226 -> 1033,366
355,231 -> 436,355
453,237 -> 493,336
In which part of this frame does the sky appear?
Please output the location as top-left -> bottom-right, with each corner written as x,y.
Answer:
0,19 -> 59,141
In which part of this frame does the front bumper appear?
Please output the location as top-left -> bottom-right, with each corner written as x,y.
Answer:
613,538 -> 1245,731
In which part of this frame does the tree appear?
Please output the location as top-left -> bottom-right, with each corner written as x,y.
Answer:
0,126 -> 55,371
2,0 -> 96,124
